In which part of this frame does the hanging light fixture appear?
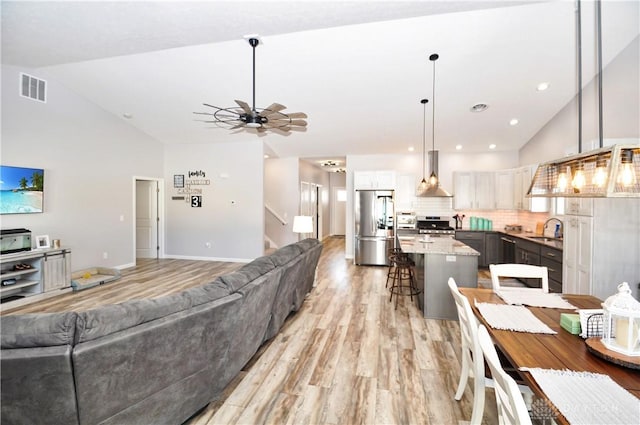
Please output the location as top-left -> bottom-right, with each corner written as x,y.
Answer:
416,98 -> 430,195
528,0 -> 640,198
417,53 -> 452,198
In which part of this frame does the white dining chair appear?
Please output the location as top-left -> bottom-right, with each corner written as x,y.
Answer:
489,263 -> 549,293
477,324 -> 533,425
448,277 -> 491,424
448,277 -> 533,424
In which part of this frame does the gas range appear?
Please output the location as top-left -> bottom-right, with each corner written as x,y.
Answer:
416,216 -> 455,236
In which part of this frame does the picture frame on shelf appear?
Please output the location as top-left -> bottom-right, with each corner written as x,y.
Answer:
35,235 -> 50,249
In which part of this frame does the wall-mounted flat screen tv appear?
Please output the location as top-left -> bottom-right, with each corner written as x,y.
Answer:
0,165 -> 44,214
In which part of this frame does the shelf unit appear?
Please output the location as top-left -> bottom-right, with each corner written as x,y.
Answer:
1,248 -> 72,303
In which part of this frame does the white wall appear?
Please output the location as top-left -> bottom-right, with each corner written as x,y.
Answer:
1,65 -> 164,270
264,157 -> 299,248
520,36 -> 640,164
299,160 -> 331,240
164,141 -> 264,261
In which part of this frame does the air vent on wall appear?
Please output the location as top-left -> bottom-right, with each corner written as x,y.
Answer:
20,73 -> 46,103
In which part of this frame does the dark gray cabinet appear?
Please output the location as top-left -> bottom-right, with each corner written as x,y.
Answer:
455,231 -> 485,267
484,232 -> 502,266
540,246 -> 562,293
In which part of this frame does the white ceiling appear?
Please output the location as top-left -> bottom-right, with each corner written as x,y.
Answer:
2,1 -> 639,168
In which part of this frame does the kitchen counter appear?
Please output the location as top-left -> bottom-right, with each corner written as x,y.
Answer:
455,229 -> 563,250
398,236 -> 478,320
398,235 -> 480,256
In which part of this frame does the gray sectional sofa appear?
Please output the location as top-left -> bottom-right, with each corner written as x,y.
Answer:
0,238 -> 323,425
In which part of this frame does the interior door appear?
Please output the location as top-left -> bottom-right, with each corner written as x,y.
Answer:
332,187 -> 346,235
136,180 -> 158,259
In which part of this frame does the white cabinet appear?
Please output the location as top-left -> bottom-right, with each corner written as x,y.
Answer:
354,170 -> 396,190
515,165 -> 548,212
395,173 -> 416,211
562,215 -> 593,295
564,198 -> 594,216
42,250 -> 72,292
495,170 -> 515,209
453,171 -> 495,210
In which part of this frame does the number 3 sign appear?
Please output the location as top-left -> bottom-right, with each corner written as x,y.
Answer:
191,196 -> 202,208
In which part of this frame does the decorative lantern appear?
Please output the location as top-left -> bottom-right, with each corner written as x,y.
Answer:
601,282 -> 640,357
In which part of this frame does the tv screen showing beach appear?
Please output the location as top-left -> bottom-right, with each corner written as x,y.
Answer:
0,165 -> 44,214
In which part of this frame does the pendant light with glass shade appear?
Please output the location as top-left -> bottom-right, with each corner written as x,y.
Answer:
416,98 -> 430,195
416,53 -> 452,197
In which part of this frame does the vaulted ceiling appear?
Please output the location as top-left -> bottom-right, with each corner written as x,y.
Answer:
2,1 -> 639,165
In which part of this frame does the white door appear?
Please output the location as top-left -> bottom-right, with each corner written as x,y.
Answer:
332,187 -> 346,235
136,180 -> 158,259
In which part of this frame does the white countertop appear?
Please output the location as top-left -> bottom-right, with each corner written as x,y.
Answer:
398,236 -> 480,256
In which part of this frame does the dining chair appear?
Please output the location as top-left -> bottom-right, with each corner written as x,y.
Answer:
448,278 -> 533,424
477,324 -> 533,425
489,263 -> 549,293
448,277 -> 491,424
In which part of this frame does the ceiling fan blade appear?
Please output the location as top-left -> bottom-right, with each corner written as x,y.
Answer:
203,103 -> 224,110
289,120 -> 308,127
193,112 -> 216,116
234,99 -> 252,114
263,103 -> 287,113
286,112 -> 308,119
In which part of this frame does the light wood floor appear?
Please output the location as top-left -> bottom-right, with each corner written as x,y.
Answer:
189,236 -> 498,425
2,236 -> 498,424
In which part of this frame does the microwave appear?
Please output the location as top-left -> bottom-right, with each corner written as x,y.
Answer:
396,213 -> 417,229
0,228 -> 32,255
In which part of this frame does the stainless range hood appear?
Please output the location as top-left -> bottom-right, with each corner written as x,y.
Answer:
416,151 -> 453,197
527,144 -> 640,198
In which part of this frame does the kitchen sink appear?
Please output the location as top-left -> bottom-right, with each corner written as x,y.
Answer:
528,236 -> 563,245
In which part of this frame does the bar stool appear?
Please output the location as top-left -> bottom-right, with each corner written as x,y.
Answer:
385,248 -> 404,288
388,254 -> 420,309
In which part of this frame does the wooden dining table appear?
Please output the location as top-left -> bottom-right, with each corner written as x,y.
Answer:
460,287 -> 640,425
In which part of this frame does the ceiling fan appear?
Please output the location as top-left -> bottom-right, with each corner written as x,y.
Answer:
194,36 -> 308,133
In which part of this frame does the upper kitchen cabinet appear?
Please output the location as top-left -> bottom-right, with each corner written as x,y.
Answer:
495,170 -> 515,209
515,165 -> 548,212
353,170 -> 396,190
395,173 -> 416,212
453,171 -> 495,210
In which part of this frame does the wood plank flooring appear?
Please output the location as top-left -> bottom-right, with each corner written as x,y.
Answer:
1,236 -> 499,424
188,236 -> 498,425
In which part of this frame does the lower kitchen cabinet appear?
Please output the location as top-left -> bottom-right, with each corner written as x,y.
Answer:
455,231 -> 485,267
540,245 -> 562,293
484,232 -> 502,266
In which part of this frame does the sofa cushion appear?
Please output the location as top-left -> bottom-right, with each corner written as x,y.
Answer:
297,238 -> 320,252
183,280 -> 231,306
75,293 -> 192,344
219,255 -> 275,292
1,312 -> 77,349
269,243 -> 304,267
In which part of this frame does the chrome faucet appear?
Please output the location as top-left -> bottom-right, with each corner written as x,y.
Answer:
543,217 -> 564,239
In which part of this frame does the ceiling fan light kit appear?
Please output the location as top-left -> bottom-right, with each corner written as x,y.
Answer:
194,35 -> 307,133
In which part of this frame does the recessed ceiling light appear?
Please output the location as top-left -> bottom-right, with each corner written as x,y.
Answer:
537,82 -> 550,91
470,103 -> 489,113
122,113 -> 133,119
408,146 -> 415,152
489,144 -> 497,150
264,154 -> 270,159
455,145 -> 463,150
509,118 -> 519,126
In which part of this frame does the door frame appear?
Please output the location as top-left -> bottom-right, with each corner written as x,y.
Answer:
132,176 -> 165,265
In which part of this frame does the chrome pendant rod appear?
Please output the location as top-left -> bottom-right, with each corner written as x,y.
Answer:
577,0 -> 583,153
596,0 -> 604,148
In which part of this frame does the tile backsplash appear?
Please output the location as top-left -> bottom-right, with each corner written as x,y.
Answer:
399,196 -> 552,234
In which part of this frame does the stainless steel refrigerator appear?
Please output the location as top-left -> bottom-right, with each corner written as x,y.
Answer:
354,190 -> 395,265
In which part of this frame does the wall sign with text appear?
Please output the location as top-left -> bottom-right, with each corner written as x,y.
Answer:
172,170 -> 210,207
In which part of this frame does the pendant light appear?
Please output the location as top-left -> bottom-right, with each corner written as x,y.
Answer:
428,53 -> 440,188
416,53 -> 452,197
416,98 -> 430,195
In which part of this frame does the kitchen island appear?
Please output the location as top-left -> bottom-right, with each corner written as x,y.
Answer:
398,236 -> 479,320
